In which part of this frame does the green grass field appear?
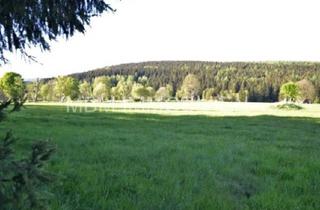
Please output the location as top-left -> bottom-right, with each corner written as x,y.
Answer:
1,105 -> 320,209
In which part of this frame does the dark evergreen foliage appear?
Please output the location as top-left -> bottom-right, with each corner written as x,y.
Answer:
0,0 -> 113,63
0,131 -> 56,210
0,95 -> 55,210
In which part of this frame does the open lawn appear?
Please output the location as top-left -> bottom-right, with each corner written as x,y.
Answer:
1,105 -> 320,209
27,101 -> 320,117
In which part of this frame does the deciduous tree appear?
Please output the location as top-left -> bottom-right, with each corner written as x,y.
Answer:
40,80 -> 56,101
131,83 -> 149,101
0,72 -> 25,101
280,82 -> 299,102
202,88 -> 215,101
55,76 -> 79,102
179,74 -> 200,100
92,76 -> 111,102
296,79 -> 316,103
155,87 -> 171,102
26,79 -> 41,102
93,82 -> 109,102
79,81 -> 92,101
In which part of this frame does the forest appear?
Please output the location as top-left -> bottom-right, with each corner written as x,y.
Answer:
35,61 -> 320,103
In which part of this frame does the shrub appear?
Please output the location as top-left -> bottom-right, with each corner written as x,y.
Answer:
276,103 -> 303,110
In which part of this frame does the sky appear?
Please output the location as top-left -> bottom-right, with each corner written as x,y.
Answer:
1,0 -> 320,79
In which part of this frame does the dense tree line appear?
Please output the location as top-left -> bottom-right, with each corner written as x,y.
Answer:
0,68 -> 317,104
24,62 -> 318,103
64,61 -> 320,102
33,75 -> 159,102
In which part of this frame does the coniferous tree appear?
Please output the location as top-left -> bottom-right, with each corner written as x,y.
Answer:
0,0 -> 114,63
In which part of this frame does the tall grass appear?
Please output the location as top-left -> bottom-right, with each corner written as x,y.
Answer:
0,106 -> 319,209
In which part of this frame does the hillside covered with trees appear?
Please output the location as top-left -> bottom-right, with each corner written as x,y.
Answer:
26,61 -> 320,103
68,61 -> 320,102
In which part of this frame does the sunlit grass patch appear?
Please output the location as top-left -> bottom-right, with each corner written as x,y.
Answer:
1,105 -> 319,209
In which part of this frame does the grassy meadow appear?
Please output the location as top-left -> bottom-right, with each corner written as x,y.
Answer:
1,104 -> 320,209
27,101 -> 320,117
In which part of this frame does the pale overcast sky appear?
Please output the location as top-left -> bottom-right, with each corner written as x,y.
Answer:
1,0 -> 320,79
